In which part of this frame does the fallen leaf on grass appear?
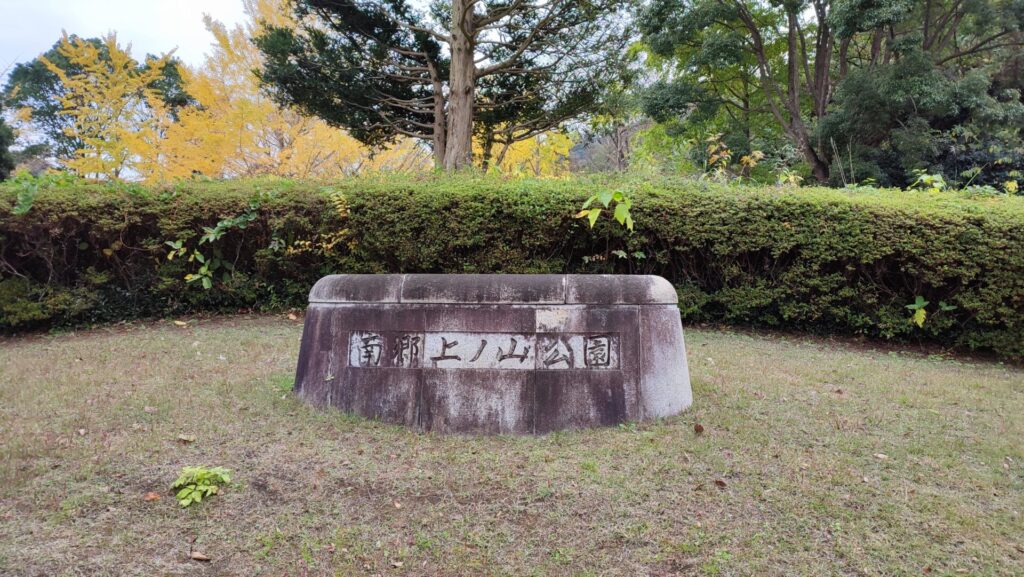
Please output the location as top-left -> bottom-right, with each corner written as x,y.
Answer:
173,320 -> 188,327
391,561 -> 404,568
77,429 -> 86,436
143,492 -> 161,502
694,423 -> 705,435
713,479 -> 727,489
287,313 -> 299,321
190,551 -> 211,562
176,434 -> 196,444
874,453 -> 889,461
143,406 -> 157,413
393,501 -> 402,509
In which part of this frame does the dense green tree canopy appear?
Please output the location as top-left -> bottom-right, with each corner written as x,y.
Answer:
640,0 -> 1024,186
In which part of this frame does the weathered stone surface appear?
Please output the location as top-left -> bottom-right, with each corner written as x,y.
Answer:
294,274 -> 692,434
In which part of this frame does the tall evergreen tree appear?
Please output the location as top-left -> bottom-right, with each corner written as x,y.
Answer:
255,0 -> 631,170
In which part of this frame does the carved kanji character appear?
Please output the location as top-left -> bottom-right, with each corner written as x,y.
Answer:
497,337 -> 530,364
430,337 -> 461,362
584,335 -> 611,367
468,339 -> 487,362
358,333 -> 383,366
392,334 -> 421,367
542,337 -> 573,368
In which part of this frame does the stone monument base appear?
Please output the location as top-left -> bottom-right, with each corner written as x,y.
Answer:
294,274 -> 692,434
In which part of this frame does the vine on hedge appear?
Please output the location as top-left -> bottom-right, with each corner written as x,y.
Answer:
165,195 -> 275,289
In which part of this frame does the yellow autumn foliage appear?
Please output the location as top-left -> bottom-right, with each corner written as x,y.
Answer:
499,132 -> 574,176
36,0 -> 575,181
140,0 -> 428,182
42,0 -> 428,182
40,33 -> 172,180
476,131 -> 574,176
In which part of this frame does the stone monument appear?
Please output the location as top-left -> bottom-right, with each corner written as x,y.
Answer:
294,274 -> 691,434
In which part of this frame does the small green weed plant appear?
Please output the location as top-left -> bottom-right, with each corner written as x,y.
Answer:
171,466 -> 232,507
909,170 -> 949,193
906,296 -> 957,328
576,189 -> 634,230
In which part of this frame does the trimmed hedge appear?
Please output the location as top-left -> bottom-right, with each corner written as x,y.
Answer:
1,175 -> 1023,358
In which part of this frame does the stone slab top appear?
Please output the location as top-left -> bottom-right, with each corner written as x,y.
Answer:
308,274 -> 678,305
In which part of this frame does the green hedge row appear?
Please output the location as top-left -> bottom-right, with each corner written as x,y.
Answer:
2,175 -> 1023,358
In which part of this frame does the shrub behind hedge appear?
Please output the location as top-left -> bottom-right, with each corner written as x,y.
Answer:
2,175 -> 1022,358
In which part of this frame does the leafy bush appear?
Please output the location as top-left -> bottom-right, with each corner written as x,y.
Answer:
2,174 -> 1023,359
171,466 -> 232,508
0,177 -> 343,326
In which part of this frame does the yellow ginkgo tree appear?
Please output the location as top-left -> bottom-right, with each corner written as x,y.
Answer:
475,129 -> 574,176
33,1 -> 428,183
495,131 -> 574,177
41,32 -> 173,180
144,0 -> 428,182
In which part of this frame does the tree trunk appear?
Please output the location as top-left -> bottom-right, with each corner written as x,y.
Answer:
495,139 -> 513,167
784,9 -> 829,183
428,60 -> 447,169
798,135 -> 829,183
615,124 -> 629,171
838,36 -> 850,80
870,27 -> 884,66
742,75 -> 751,146
480,130 -> 495,171
444,0 -> 475,170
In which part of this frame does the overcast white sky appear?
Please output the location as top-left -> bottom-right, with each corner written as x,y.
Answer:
1,0 -> 248,76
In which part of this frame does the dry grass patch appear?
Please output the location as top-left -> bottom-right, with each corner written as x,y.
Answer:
1,316 -> 1022,576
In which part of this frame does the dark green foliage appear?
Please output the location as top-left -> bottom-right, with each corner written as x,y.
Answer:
637,0 -> 797,176
0,114 -> 14,181
639,0 -> 1024,185
1,176 -> 1023,359
254,1 -> 444,149
0,178 -> 343,327
256,0 -> 630,168
821,46 -> 1024,187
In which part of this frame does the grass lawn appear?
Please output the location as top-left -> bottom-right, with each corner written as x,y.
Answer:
1,315 -> 1022,576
